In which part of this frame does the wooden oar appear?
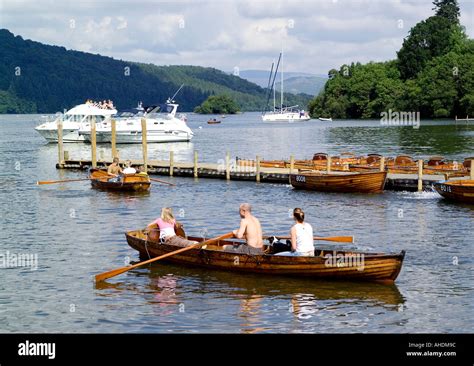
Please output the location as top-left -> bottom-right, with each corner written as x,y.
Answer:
95,232 -> 234,283
37,178 -> 93,185
264,235 -> 354,243
148,177 -> 176,186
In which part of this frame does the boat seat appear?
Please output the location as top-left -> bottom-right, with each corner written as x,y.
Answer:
463,158 -> 473,169
312,153 -> 328,161
366,155 -> 381,164
394,155 -> 415,165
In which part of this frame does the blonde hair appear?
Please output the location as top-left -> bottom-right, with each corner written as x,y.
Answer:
161,207 -> 175,223
240,203 -> 251,212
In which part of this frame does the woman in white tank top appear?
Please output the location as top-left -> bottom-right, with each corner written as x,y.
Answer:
275,208 -> 314,256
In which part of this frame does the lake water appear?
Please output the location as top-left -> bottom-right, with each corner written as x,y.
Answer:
0,113 -> 472,333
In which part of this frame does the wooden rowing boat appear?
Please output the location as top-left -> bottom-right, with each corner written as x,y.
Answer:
207,119 -> 221,124
290,171 -> 387,193
237,152 -> 365,170
89,169 -> 151,192
351,155 -> 468,177
236,157 -> 286,168
433,179 -> 474,204
126,229 -> 405,283
289,153 -> 355,171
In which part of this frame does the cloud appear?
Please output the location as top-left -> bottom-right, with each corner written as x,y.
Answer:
0,0 -> 472,74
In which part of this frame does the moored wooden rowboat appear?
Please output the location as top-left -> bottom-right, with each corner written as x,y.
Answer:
237,152 -> 365,170
89,169 -> 151,192
433,180 -> 474,204
290,171 -> 387,193
236,157 -> 286,168
126,230 -> 405,283
351,155 -> 468,177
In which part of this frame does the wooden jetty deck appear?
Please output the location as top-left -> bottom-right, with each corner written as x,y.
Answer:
53,119 -> 473,192
55,156 -> 469,192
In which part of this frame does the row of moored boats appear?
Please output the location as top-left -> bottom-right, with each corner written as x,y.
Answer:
237,152 -> 474,202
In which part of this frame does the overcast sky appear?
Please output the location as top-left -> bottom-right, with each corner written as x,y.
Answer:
1,0 -> 473,74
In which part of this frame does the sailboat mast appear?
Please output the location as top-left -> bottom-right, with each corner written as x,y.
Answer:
273,84 -> 276,111
280,49 -> 283,112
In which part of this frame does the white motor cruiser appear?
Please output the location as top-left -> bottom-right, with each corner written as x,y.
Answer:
79,100 -> 193,143
35,103 -> 117,142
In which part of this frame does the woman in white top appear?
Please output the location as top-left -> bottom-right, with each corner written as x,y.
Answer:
275,208 -> 314,256
123,160 -> 137,174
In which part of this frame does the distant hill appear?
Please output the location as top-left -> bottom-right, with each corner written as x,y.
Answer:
275,76 -> 327,96
237,69 -> 325,86
0,29 -> 312,113
237,70 -> 327,96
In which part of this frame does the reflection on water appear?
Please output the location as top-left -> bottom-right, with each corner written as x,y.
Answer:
0,114 -> 472,333
94,262 -> 406,333
239,295 -> 265,333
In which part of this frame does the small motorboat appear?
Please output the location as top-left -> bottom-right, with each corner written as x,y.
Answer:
207,118 -> 221,124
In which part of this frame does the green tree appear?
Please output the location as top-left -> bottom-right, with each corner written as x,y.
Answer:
194,94 -> 240,114
309,0 -> 472,119
397,15 -> 465,79
433,0 -> 460,23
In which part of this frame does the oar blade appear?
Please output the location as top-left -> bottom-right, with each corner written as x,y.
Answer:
36,178 -> 91,185
149,177 -> 176,186
315,236 -> 354,243
264,235 -> 354,243
95,266 -> 130,283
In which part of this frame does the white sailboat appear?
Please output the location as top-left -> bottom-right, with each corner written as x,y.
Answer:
262,51 -> 310,122
35,103 -> 116,142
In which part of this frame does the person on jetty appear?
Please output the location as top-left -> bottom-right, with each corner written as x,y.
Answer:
147,207 -> 197,247
275,208 -> 314,257
107,157 -> 123,176
123,160 -> 136,174
224,203 -> 264,255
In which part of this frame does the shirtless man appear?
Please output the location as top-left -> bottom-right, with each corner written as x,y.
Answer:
228,203 -> 264,254
107,157 -> 122,176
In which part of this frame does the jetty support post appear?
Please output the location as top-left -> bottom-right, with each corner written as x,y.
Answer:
111,119 -> 117,159
470,159 -> 474,180
256,155 -> 261,183
193,151 -> 198,178
417,159 -> 423,192
169,150 -> 174,177
57,120 -> 64,167
326,155 -> 331,173
91,117 -> 97,169
289,155 -> 295,183
226,151 -> 231,180
380,156 -> 385,172
141,118 -> 148,173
